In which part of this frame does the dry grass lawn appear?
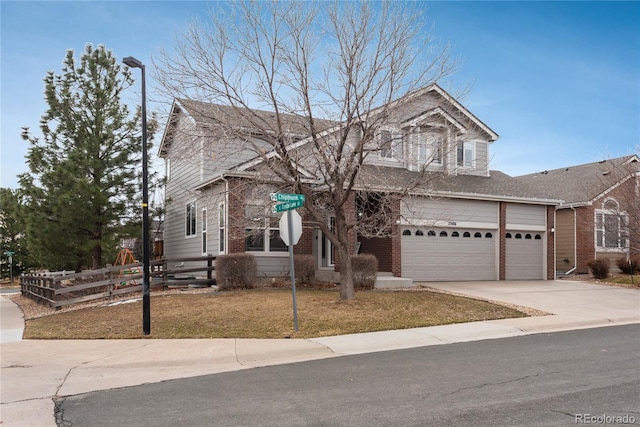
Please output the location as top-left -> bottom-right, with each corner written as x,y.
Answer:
19,287 -> 529,339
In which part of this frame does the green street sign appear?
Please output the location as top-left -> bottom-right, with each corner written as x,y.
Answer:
272,200 -> 304,213
270,193 -> 305,203
4,251 -> 15,257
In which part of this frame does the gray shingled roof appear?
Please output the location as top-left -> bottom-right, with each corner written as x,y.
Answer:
356,165 -> 560,203
514,155 -> 639,204
177,99 -> 338,137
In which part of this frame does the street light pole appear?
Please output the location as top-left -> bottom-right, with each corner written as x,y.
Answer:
123,56 -> 151,335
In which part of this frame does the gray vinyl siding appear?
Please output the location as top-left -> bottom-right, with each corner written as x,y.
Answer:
253,255 -> 290,277
402,198 -> 498,226
505,204 -> 546,228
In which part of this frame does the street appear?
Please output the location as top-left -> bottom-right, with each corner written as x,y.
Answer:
56,324 -> 640,426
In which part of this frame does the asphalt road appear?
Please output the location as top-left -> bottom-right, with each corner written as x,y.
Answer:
56,324 -> 640,426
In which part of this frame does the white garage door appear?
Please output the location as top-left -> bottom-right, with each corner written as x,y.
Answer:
505,231 -> 544,280
402,227 -> 497,281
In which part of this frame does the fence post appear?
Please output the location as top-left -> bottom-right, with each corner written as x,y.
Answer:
207,256 -> 213,280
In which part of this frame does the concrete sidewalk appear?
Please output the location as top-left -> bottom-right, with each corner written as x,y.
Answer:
1,280 -> 639,427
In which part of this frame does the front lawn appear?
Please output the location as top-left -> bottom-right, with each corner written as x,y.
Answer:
17,288 -> 528,339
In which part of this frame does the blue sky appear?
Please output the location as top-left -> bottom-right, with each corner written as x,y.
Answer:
1,1 -> 638,189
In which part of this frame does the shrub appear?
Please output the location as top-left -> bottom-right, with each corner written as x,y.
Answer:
216,254 -> 257,290
587,258 -> 610,280
351,254 -> 378,290
616,257 -> 640,275
294,255 -> 316,284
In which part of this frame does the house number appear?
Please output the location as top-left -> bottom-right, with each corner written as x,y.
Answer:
448,221 -> 457,226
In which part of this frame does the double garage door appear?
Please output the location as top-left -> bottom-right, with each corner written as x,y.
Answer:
402,228 -> 497,281
401,227 -> 545,281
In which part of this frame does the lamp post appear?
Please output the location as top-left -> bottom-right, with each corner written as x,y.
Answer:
123,56 -> 151,335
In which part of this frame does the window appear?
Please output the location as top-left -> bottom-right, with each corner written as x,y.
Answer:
379,129 -> 402,159
595,199 -> 628,249
474,232 -> 482,238
428,134 -> 443,165
186,201 -> 197,236
244,204 -> 289,253
218,203 -> 225,253
456,141 -> 476,168
201,209 -> 208,254
463,231 -> 471,238
402,229 -> 411,236
485,232 -> 493,238
415,230 -> 424,236
452,231 -> 459,237
440,231 -> 448,237
427,230 -> 436,236
417,134 -> 443,166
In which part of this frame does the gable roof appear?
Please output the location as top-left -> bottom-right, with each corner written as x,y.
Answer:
514,155 -> 640,205
158,98 -> 338,157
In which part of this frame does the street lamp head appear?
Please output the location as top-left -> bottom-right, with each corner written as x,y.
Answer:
123,56 -> 144,69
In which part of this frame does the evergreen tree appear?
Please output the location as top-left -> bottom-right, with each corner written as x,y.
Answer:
0,188 -> 32,278
20,44 -> 157,271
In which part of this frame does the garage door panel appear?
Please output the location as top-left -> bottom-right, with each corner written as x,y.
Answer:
402,228 -> 496,281
505,232 -> 544,280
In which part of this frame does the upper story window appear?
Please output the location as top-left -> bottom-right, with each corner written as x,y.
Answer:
379,129 -> 403,160
457,141 -> 476,168
595,198 -> 628,250
185,201 -> 197,237
417,134 -> 443,166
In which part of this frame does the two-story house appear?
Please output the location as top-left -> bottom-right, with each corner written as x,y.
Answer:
159,84 -> 560,284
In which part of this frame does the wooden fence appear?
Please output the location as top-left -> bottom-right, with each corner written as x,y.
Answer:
20,256 -> 216,309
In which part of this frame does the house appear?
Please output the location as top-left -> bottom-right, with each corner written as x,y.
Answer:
158,84 -> 560,283
516,155 -> 640,275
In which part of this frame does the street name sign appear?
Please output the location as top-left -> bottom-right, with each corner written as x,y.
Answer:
270,193 -> 305,203
272,200 -> 304,213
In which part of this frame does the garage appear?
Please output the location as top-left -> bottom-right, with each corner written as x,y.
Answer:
402,227 -> 497,281
505,231 -> 545,280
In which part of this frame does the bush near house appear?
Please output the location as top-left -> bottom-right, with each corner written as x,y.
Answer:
294,255 -> 316,284
351,254 -> 378,290
616,257 -> 640,275
216,254 -> 257,290
588,258 -> 610,280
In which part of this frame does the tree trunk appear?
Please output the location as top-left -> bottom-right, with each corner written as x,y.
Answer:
337,242 -> 355,300
91,244 -> 102,270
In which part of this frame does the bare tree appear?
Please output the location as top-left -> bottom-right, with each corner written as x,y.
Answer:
154,1 -> 459,299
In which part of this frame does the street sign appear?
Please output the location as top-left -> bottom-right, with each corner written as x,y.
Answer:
270,193 -> 305,203
279,210 -> 302,246
272,200 -> 304,213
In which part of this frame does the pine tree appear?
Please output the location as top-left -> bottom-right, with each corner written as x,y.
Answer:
0,188 -> 32,278
20,44 -> 156,271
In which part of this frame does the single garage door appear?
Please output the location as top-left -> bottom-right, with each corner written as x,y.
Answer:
505,231 -> 544,280
402,227 -> 497,281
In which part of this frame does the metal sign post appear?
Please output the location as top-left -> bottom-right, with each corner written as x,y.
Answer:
287,209 -> 299,332
270,193 -> 306,332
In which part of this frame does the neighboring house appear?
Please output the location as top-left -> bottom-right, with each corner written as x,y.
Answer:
516,155 -> 640,275
159,84 -> 560,283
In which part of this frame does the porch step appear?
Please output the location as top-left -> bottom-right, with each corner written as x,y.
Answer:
375,276 -> 414,289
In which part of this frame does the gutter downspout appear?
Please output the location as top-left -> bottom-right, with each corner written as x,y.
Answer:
221,174 -> 229,255
565,206 -> 578,275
